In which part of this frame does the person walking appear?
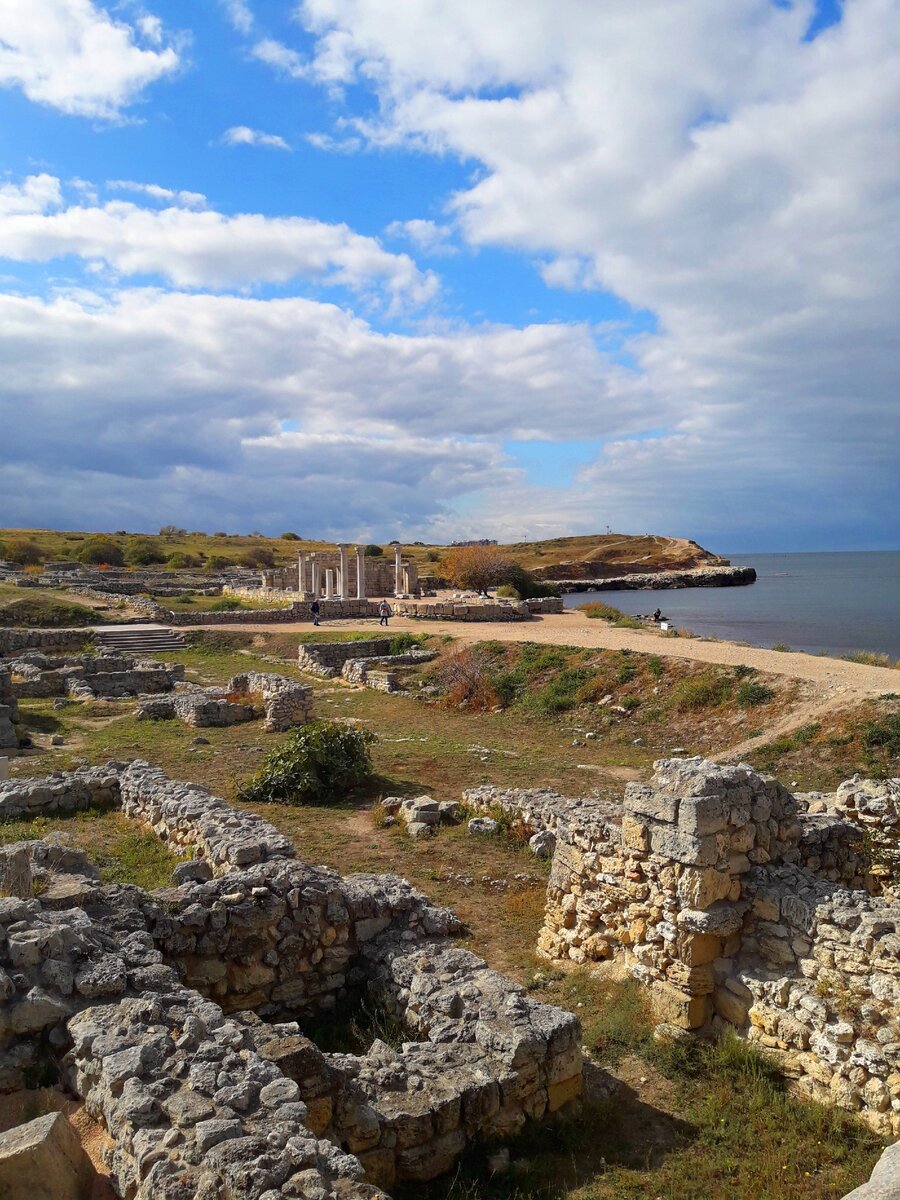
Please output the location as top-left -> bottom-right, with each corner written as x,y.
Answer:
310,598 -> 321,626
378,599 -> 391,627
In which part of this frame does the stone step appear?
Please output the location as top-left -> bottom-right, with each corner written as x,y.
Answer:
95,626 -> 185,653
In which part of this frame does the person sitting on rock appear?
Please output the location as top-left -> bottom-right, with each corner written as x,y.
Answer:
653,607 -> 662,622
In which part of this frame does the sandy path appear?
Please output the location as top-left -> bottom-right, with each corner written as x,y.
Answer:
185,611 -> 899,694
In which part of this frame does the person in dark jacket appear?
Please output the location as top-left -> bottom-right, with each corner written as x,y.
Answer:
311,598 -> 321,626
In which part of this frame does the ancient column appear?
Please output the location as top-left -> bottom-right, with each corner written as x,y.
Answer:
394,545 -> 403,596
297,551 -> 306,595
310,554 -> 320,598
324,569 -> 335,600
355,545 -> 366,600
337,543 -> 349,601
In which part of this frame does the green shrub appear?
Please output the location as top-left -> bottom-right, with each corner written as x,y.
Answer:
239,720 -> 375,805
1,538 -> 44,565
733,663 -> 757,679
123,535 -> 165,565
387,632 -> 422,654
281,532 -> 300,541
736,681 -> 775,708
771,642 -> 792,652
495,584 -> 521,600
521,667 -> 593,715
76,535 -> 124,566
616,661 -> 637,684
646,655 -> 664,678
579,601 -> 642,629
205,555 -> 235,569
364,544 -> 383,556
166,552 -> 199,569
671,672 -> 731,712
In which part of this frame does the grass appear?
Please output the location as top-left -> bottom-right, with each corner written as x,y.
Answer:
0,527 -> 724,578
579,602 -> 644,630
0,808 -> 183,890
843,650 -> 899,669
405,972 -> 882,1200
670,672 -> 731,712
0,587 -> 103,628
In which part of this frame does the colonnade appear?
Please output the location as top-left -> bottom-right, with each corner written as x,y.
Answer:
296,543 -> 410,600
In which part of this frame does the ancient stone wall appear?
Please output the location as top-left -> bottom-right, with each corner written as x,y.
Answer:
465,760 -> 900,1135
0,759 -> 582,1197
298,639 -> 394,678
229,671 -> 315,731
8,652 -> 184,699
0,627 -> 94,656
0,667 -> 21,748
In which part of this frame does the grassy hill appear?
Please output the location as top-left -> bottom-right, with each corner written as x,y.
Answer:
0,527 -> 724,577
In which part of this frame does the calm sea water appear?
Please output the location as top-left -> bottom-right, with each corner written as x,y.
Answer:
563,551 -> 900,659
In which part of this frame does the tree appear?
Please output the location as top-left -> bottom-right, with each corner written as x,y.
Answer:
281,532 -> 301,541
442,544 -> 513,594
159,525 -> 187,538
364,544 -> 383,556
124,535 -> 165,566
1,538 -> 43,566
76,536 -> 124,566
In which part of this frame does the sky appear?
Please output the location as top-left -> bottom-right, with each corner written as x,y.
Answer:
0,0 -> 897,552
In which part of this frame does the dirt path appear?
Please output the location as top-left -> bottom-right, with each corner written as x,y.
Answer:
183,611 -> 899,693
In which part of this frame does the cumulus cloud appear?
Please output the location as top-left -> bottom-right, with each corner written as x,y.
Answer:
221,0 -> 254,35
0,0 -> 180,118
272,0 -> 900,546
385,218 -> 457,256
107,180 -> 207,208
0,182 -> 438,304
0,174 -> 61,216
221,124 -> 291,150
251,38 -> 308,78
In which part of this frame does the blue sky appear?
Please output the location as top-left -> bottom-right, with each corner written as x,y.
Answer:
0,0 -> 896,551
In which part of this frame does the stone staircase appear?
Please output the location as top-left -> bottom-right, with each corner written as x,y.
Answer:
95,624 -> 186,654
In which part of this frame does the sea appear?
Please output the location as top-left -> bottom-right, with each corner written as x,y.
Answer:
562,551 -> 900,659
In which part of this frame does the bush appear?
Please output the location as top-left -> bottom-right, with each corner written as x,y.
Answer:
387,632 -> 422,655
579,601 -> 643,629
124,535 -> 165,565
240,547 -> 275,569
671,672 -> 731,712
281,532 -> 300,541
771,642 -> 791,652
166,552 -> 199,569
437,646 -> 501,710
737,681 -> 775,708
495,584 -> 521,600
646,655 -> 664,678
442,544 -> 514,594
205,555 -> 235,569
364,544 -> 383,556
76,536 -> 124,566
861,712 -> 900,774
239,721 -> 375,805
616,660 -> 637,684
733,664 -> 757,679
159,525 -> 187,537
1,538 -> 44,565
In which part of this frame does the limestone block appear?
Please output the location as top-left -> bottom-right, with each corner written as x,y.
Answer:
676,866 -> 733,908
713,986 -> 750,1026
0,1112 -> 93,1200
649,979 -> 710,1029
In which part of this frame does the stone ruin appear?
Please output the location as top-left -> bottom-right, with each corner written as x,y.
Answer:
465,759 -> 900,1136
0,667 -> 22,749
297,639 -> 436,694
7,652 -> 184,701
0,760 -> 583,1198
136,671 -> 314,732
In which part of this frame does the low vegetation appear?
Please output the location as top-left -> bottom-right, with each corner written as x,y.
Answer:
238,719 -> 376,805
579,601 -> 643,629
0,586 -> 102,628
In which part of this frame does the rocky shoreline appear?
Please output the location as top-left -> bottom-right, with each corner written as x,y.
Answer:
557,565 -> 757,593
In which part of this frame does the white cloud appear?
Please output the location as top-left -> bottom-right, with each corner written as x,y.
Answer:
304,131 -> 362,154
385,218 -> 457,256
221,0 -> 254,35
221,124 -> 291,151
251,38 -> 307,78
0,174 -> 61,216
0,0 -> 180,118
0,181 -> 437,305
279,0 -> 900,547
107,180 -> 207,208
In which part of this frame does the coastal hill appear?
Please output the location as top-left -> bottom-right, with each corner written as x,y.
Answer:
0,527 -> 725,579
